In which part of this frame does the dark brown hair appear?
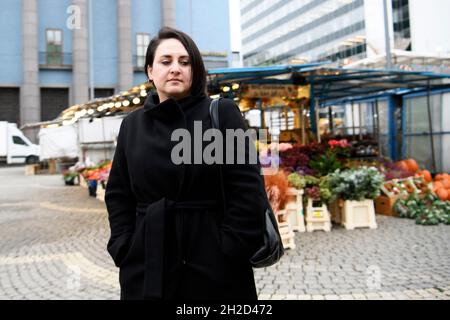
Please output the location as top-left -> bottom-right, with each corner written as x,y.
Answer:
144,27 -> 207,97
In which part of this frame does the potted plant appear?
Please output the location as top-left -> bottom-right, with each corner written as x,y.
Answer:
328,167 -> 384,230
286,173 -> 306,232
264,170 -> 296,249
288,173 -> 331,232
62,171 -> 79,186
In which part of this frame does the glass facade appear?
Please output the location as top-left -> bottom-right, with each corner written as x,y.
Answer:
392,0 -> 411,50
317,41 -> 367,64
241,0 -> 415,65
241,0 -> 367,66
403,92 -> 449,172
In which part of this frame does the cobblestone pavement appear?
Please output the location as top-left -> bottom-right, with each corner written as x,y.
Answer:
0,166 -> 449,300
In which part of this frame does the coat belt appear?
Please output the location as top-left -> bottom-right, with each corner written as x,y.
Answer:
135,198 -> 219,299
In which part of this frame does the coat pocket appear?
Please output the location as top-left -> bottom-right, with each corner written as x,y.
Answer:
119,214 -> 145,267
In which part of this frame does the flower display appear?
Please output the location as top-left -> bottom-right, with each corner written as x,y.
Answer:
328,167 -> 384,201
328,139 -> 350,149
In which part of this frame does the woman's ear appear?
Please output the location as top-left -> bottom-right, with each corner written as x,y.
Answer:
147,66 -> 153,82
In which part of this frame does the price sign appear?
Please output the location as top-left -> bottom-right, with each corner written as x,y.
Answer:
313,210 -> 323,218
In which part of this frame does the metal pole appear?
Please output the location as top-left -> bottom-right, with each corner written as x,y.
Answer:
351,101 -> 356,140
371,102 -> 376,136
258,98 -> 264,128
309,81 -> 317,135
328,106 -> 334,135
359,103 -> 363,141
375,100 -> 381,157
88,0 -> 94,100
383,0 -> 393,69
315,101 -> 321,143
301,107 -> 306,145
426,82 -> 437,172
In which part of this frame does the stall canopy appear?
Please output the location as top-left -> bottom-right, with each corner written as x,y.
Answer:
32,63 -> 450,128
208,63 -> 450,105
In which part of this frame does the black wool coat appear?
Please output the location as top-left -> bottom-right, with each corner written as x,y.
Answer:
105,93 -> 266,300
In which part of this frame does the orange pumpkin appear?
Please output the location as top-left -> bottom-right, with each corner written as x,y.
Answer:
433,181 -> 443,192
396,161 -> 410,172
420,170 -> 432,183
437,188 -> 449,201
442,179 -> 450,190
405,159 -> 419,172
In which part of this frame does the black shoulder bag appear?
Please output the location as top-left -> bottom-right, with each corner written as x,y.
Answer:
209,98 -> 284,268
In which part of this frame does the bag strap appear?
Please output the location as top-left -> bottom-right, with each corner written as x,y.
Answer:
209,98 -> 221,131
209,98 -> 227,215
209,98 -> 273,212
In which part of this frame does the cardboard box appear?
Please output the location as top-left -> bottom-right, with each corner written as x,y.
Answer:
25,164 -> 37,176
375,195 -> 398,216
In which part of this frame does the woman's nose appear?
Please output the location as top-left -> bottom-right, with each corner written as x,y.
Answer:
170,62 -> 181,73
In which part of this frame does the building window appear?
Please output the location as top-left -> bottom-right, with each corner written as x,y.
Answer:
46,29 -> 63,65
232,51 -> 240,62
392,0 -> 411,50
94,88 -> 115,98
136,33 -> 150,68
317,41 -> 367,65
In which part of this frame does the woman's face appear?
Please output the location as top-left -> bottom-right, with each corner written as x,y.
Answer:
147,38 -> 193,102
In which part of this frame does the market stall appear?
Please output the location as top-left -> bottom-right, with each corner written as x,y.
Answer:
41,63 -> 450,248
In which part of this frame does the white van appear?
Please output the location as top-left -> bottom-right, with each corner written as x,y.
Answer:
0,121 -> 40,164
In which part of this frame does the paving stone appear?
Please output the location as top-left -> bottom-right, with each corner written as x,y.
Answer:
338,294 -> 354,300
1,166 -> 450,300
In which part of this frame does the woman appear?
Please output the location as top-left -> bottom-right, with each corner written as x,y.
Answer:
105,27 -> 266,300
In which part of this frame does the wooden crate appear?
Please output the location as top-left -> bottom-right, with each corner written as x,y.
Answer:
25,164 -> 38,176
305,199 -> 331,232
375,195 -> 398,216
341,199 -> 377,230
329,200 -> 343,224
276,210 -> 296,250
79,175 -> 88,188
96,182 -> 106,202
285,188 -> 305,233
47,159 -> 57,175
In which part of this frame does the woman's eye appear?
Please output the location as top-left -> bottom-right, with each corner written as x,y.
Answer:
181,61 -> 190,66
161,61 -> 170,65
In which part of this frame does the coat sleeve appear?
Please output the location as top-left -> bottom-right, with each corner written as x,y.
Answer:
218,99 -> 266,261
105,117 -> 137,267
